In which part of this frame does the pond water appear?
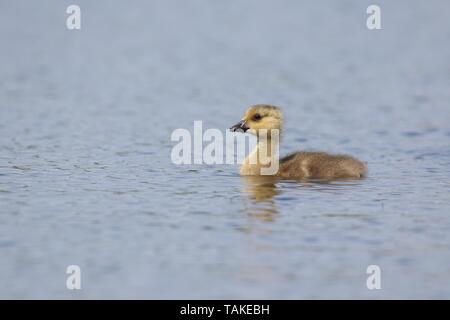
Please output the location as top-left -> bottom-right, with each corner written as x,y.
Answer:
1,0 -> 450,298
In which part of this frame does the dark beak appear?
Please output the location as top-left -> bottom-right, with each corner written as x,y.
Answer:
229,120 -> 249,133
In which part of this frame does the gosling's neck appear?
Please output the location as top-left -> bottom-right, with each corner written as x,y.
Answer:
240,135 -> 280,176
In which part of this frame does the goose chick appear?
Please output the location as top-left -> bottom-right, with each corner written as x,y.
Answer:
229,104 -> 367,179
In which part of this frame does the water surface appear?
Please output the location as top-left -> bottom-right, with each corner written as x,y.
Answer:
1,0 -> 450,298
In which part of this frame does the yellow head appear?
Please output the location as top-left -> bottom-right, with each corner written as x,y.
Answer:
230,104 -> 283,136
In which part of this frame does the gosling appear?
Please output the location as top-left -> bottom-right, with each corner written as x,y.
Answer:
229,104 -> 367,179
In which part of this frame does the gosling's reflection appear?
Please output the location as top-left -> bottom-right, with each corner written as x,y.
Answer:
242,176 -> 279,222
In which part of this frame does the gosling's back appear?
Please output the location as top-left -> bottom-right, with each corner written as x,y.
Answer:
278,152 -> 367,179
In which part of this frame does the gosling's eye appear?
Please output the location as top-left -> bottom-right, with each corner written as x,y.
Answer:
252,114 -> 262,121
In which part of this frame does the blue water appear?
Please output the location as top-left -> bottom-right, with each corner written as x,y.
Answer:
1,0 -> 450,298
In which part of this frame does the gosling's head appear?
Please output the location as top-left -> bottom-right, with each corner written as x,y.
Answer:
230,104 -> 283,135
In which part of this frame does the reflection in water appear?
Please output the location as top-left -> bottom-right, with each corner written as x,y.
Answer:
241,176 -> 279,222
241,176 -> 366,223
